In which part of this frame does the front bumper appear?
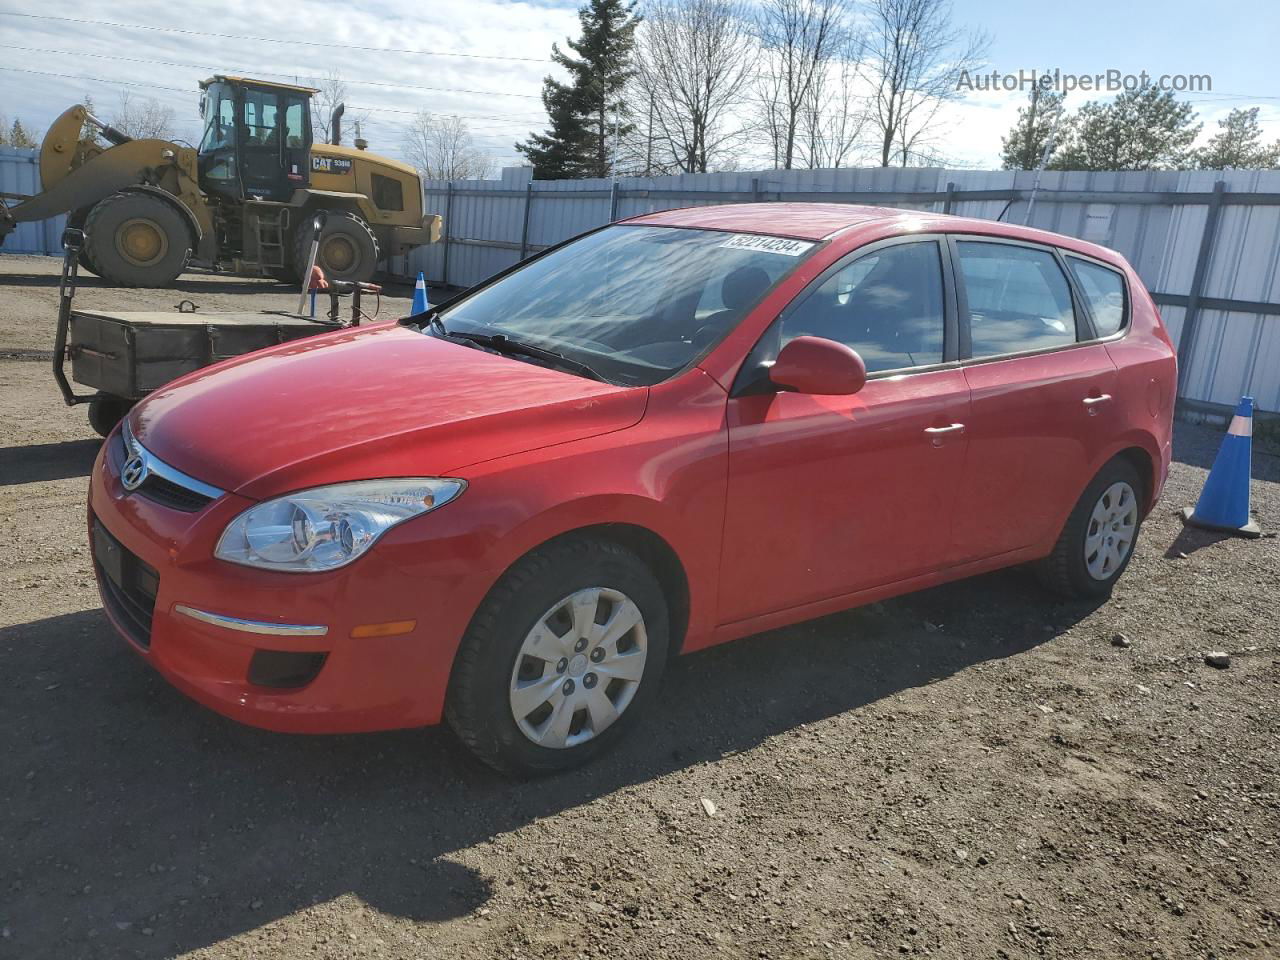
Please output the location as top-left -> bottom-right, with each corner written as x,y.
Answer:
88,430 -> 493,734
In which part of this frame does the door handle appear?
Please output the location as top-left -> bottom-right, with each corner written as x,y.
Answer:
924,423 -> 965,445
1083,394 -> 1113,416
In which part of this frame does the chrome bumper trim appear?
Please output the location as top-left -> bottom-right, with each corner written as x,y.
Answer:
174,604 -> 329,637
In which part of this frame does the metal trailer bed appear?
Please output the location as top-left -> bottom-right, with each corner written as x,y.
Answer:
52,228 -> 360,436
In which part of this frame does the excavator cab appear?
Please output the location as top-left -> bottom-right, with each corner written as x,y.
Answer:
197,76 -> 314,204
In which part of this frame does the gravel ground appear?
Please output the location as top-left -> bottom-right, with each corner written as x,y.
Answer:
2,255 -> 1278,960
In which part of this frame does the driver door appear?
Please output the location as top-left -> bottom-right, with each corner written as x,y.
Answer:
238,88 -> 308,202
717,238 -> 972,624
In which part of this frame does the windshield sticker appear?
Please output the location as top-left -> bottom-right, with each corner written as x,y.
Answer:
720,234 -> 814,257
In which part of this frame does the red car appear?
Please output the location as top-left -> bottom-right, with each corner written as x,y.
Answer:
89,204 -> 1176,774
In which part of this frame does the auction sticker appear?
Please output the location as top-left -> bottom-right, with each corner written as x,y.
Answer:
720,234 -> 814,256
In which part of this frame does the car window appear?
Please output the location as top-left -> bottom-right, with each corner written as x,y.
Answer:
957,242 -> 1076,357
1067,257 -> 1127,337
779,241 -> 945,373
436,226 -> 817,386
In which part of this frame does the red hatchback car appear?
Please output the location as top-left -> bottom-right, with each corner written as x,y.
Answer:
89,204 -> 1176,774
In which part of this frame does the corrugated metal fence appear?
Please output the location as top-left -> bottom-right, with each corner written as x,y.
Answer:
406,166 -> 1280,415
0,147 -> 65,254
4,145 -> 1277,414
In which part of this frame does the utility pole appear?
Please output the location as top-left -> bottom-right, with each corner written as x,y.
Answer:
1023,93 -> 1066,227
644,93 -> 655,177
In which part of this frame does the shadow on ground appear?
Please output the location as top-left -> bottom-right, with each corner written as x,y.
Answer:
0,569 -> 1101,959
0,438 -> 101,485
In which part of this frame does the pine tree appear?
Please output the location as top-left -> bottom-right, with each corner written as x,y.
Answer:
9,118 -> 37,148
1000,88 -> 1067,170
1051,86 -> 1200,171
1196,107 -> 1280,170
516,0 -> 640,179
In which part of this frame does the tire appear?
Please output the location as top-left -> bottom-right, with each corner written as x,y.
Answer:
88,393 -> 132,439
292,210 -> 379,285
84,192 -> 192,287
1036,458 -> 1144,599
69,207 -> 99,276
445,537 -> 670,777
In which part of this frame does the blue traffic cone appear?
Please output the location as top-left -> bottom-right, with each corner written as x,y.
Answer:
1181,396 -> 1262,538
410,271 -> 430,315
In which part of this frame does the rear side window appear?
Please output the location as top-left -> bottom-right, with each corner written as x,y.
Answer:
1067,257 -> 1127,337
780,241 -> 945,373
957,241 -> 1076,358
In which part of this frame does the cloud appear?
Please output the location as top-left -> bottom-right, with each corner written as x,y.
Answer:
0,0 -> 580,167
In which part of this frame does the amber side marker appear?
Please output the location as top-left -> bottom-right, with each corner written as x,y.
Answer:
350,619 -> 417,639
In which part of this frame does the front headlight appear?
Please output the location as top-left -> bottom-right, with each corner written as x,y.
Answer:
215,478 -> 465,572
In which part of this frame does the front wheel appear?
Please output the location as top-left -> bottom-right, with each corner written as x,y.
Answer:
1036,458 -> 1144,598
83,192 -> 191,287
446,537 -> 670,777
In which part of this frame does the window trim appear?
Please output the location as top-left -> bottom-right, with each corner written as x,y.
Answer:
730,234 -> 960,397
945,233 -> 1120,367
1063,252 -> 1131,342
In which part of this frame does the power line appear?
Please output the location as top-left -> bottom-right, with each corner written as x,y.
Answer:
0,12 -> 553,64
0,44 -> 546,101
0,66 -> 545,127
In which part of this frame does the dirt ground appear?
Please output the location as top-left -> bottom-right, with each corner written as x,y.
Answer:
1,255 -> 1277,960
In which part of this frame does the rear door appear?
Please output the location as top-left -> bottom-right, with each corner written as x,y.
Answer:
718,237 -> 971,624
947,237 -> 1119,563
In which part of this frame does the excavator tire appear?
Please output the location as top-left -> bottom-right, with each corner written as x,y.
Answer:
294,210 -> 379,285
84,192 -> 192,288
69,208 -> 100,276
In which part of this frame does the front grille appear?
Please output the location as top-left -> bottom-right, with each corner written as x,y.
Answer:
93,519 -> 159,648
137,474 -> 215,512
115,422 -> 221,513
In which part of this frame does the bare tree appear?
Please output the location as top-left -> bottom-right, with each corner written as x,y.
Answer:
753,0 -> 850,169
863,0 -> 987,167
797,37 -> 869,168
403,111 -> 496,181
633,0 -> 756,173
310,71 -> 371,145
112,90 -> 176,140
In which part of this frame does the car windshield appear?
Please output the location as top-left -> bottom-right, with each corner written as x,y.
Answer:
431,225 -> 818,386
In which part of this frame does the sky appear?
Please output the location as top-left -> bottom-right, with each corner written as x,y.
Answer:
1,0 -> 1277,174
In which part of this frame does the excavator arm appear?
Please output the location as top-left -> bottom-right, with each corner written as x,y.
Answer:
0,105 -> 204,248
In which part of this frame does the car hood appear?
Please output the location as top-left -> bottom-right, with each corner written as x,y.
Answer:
130,323 -> 648,500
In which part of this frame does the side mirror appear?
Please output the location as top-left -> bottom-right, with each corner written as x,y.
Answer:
770,336 -> 867,395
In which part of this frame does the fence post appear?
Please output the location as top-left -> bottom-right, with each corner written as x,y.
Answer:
943,181 -> 956,215
609,181 -> 620,222
441,182 -> 455,288
519,181 -> 534,259
1177,180 -> 1226,395
752,177 -> 763,202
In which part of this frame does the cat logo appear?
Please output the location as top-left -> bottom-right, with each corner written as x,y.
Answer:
312,156 -> 354,175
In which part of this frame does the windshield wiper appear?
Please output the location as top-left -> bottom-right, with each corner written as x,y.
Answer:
444,330 -> 609,383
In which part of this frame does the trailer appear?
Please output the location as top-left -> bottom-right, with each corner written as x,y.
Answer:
53,227 -> 375,436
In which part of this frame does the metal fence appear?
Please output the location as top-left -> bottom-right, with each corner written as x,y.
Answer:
0,147 -> 65,254
4,145 -> 1277,415
406,165 -> 1280,416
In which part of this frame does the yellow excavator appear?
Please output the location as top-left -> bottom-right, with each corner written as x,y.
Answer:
0,75 -> 440,286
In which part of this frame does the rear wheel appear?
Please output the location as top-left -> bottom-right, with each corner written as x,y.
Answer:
84,193 -> 192,287
1036,458 -> 1144,598
446,537 -> 670,777
292,210 -> 379,285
